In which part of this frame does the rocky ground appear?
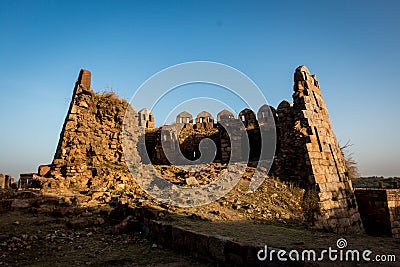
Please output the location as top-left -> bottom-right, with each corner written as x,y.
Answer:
145,164 -> 305,224
2,164 -> 399,266
33,163 -> 307,225
0,164 -> 306,266
0,209 -> 210,267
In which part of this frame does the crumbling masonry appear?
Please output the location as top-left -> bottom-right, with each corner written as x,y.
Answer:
32,66 -> 363,233
0,174 -> 15,189
272,66 -> 362,232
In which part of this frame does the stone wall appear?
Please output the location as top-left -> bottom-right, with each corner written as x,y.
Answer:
271,66 -> 362,233
141,120 -> 250,165
35,70 -> 141,194
141,126 -> 221,165
0,174 -> 15,189
18,173 -> 36,189
355,189 -> 400,237
138,108 -> 154,128
30,66 -> 363,233
140,66 -> 363,233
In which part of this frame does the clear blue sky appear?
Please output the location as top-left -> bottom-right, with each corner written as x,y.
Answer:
0,0 -> 399,178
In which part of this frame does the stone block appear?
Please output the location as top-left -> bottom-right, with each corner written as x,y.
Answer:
38,165 -> 51,176
183,230 -> 198,253
195,232 -> 210,258
0,174 -> 5,189
171,226 -> 185,250
225,240 -> 247,266
11,199 -> 35,209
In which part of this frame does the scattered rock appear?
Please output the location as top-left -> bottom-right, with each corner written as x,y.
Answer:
113,215 -> 140,234
185,177 -> 199,186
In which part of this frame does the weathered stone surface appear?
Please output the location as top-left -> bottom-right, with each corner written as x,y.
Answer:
0,173 -> 15,189
38,165 -> 51,177
270,66 -> 363,233
113,215 -> 140,234
185,177 -> 199,186
138,108 -> 154,128
0,174 -> 4,189
217,109 -> 235,121
355,189 -> 400,237
26,66 -> 363,234
176,111 -> 193,124
30,69 -> 141,196
195,111 -> 214,130
208,235 -> 231,262
11,199 -> 34,209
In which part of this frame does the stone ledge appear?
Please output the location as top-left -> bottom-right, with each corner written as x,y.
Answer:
142,217 -> 305,266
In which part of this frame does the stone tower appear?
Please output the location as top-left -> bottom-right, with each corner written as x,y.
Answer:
292,66 -> 362,232
274,66 -> 363,232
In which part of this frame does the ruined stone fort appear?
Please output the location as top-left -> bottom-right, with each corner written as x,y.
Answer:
18,66 -> 369,234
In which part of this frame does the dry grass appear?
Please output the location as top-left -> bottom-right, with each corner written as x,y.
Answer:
160,214 -> 400,265
341,142 -> 360,180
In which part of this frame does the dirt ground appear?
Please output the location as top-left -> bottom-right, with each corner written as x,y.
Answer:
0,210 -> 211,267
163,214 -> 400,257
2,166 -> 400,266
2,208 -> 400,267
